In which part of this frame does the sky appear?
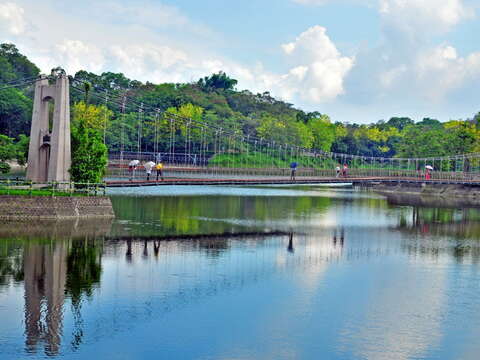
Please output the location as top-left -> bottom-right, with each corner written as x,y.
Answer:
0,0 -> 479,123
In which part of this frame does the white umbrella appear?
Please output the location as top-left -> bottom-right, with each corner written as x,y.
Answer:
144,161 -> 155,171
425,165 -> 434,170
128,160 -> 140,167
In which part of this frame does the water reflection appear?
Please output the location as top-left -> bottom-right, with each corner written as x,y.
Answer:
287,233 -> 294,253
2,188 -> 480,359
0,220 -> 109,357
24,242 -> 67,356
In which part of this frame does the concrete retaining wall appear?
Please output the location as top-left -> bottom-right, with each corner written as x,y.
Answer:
0,195 -> 115,219
358,182 -> 480,200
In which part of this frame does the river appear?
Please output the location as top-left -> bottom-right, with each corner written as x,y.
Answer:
1,185 -> 480,359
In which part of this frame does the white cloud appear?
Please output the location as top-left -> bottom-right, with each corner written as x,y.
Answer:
379,65 -> 407,88
3,1 -> 353,105
416,45 -> 480,100
277,26 -> 355,102
379,0 -> 474,34
55,40 -> 105,74
293,0 -> 475,36
0,2 -> 27,35
2,0 -> 479,122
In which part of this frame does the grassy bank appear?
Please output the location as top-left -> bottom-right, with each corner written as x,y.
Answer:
0,188 -> 81,196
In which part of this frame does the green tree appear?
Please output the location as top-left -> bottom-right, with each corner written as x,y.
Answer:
198,71 -> 238,91
444,121 -> 479,154
309,114 -> 335,151
15,134 -> 29,165
0,43 -> 39,79
386,117 -> 414,131
396,126 -> 448,158
0,134 -> 16,173
0,88 -> 32,138
70,102 -> 108,183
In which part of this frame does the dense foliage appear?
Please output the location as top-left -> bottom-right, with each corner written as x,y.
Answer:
70,102 -> 109,183
0,134 -> 28,173
0,44 -> 38,139
1,42 -> 480,171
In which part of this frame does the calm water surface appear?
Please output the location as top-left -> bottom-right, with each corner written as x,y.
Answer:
1,185 -> 480,359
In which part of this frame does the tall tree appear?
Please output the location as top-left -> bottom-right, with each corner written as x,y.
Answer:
70,102 -> 108,183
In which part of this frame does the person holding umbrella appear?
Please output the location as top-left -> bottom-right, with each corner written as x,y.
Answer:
290,161 -> 298,181
425,165 -> 433,180
128,160 -> 140,181
144,161 -> 155,181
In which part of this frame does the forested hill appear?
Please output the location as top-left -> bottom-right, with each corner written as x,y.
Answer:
1,42 -> 480,160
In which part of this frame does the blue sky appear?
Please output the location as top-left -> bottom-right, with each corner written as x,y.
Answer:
0,0 -> 479,123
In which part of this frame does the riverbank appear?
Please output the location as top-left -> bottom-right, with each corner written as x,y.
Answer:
0,195 -> 115,219
363,182 -> 480,203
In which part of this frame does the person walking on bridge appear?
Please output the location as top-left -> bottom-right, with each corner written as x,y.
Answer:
144,161 -> 155,181
335,165 -> 341,178
156,161 -> 164,181
425,165 -> 433,180
128,160 -> 139,181
290,162 -> 298,181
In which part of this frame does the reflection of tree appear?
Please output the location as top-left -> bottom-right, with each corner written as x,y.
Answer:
0,219 -> 110,356
65,240 -> 102,302
0,240 -> 24,285
396,206 -> 480,264
110,194 -> 332,237
65,239 -> 103,350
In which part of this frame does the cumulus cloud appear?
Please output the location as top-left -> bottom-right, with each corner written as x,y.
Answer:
1,1 -> 354,105
2,0 -> 479,121
26,37 -> 263,95
0,2 -> 27,35
277,26 -> 355,102
416,45 -> 480,100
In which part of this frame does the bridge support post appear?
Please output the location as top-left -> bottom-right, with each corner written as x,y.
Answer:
26,72 -> 71,183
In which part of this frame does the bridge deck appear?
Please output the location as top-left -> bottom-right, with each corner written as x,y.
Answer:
105,177 -> 480,187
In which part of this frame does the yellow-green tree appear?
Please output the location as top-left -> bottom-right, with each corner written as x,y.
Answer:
309,114 -> 336,151
70,102 -> 110,183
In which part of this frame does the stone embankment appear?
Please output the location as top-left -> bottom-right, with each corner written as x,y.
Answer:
0,196 -> 115,219
360,182 -> 480,205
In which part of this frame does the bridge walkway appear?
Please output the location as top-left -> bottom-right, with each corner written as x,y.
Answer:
105,176 -> 480,187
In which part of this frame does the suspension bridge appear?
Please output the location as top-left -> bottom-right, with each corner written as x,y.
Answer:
4,72 -> 480,188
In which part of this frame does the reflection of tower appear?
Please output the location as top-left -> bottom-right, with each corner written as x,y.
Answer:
23,242 -> 67,356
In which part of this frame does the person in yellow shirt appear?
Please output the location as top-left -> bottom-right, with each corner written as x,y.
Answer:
156,162 -> 164,181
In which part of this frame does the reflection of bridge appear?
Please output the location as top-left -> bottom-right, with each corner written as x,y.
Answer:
7,232 -> 348,356
3,220 -> 480,356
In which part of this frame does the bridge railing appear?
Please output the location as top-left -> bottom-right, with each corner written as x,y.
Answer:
0,180 -> 107,196
104,158 -> 480,182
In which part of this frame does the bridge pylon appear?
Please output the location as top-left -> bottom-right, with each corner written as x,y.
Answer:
26,71 -> 71,183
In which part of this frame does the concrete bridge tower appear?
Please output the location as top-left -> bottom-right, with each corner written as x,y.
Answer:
26,71 -> 71,182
